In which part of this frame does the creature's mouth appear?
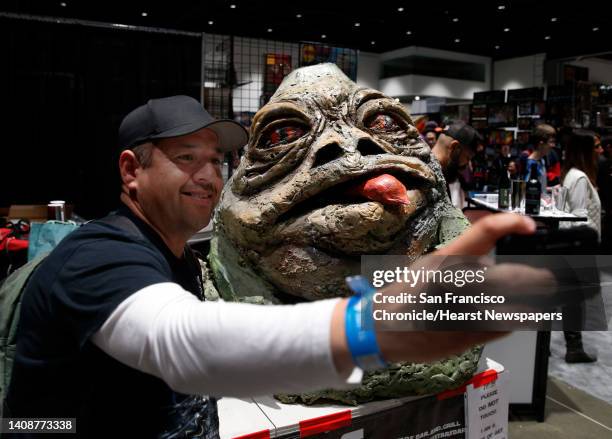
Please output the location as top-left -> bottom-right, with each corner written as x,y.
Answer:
277,167 -> 431,225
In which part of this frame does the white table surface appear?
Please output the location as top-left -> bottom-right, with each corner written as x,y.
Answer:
468,193 -> 587,221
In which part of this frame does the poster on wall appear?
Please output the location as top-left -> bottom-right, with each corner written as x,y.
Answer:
299,43 -> 357,80
261,53 -> 292,106
470,104 -> 488,130
517,117 -> 534,130
487,130 -> 514,146
517,131 -> 530,145
440,104 -> 471,125
488,104 -> 517,127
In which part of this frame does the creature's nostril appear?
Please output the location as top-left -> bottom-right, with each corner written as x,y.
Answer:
312,143 -> 344,168
357,138 -> 387,156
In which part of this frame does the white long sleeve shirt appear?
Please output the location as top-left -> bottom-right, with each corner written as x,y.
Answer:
92,283 -> 362,397
561,167 -> 602,240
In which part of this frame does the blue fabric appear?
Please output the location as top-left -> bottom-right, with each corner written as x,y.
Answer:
27,221 -> 79,261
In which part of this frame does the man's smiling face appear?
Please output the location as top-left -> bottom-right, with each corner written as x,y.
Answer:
135,128 -> 224,238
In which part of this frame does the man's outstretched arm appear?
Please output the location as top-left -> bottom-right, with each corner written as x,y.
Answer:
93,213 -> 536,397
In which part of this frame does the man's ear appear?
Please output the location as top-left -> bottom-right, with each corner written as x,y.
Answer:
119,150 -> 140,190
449,139 -> 462,155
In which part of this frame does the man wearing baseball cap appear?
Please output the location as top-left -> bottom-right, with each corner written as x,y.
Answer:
6,96 -> 535,437
6,95 -> 251,437
432,120 -> 483,184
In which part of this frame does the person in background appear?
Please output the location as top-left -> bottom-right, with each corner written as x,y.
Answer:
561,129 -> 602,238
470,142 -> 488,192
557,126 -> 573,154
598,135 -> 612,251
525,123 -> 556,191
594,133 -> 604,159
517,145 -> 533,179
432,121 -> 482,185
546,144 -> 561,186
492,144 -> 512,185
602,135 -> 612,157
423,120 -> 440,148
560,129 -> 601,363
432,121 -> 482,209
595,133 -> 606,197
508,160 -> 519,180
424,130 -> 438,148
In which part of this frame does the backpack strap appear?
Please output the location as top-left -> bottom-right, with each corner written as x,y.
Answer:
0,253 -> 49,407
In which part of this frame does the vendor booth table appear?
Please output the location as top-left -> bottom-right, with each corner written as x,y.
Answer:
465,193 -> 587,228
218,358 -> 508,439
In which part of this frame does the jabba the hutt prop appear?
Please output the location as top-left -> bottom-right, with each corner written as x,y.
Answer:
208,63 -> 479,405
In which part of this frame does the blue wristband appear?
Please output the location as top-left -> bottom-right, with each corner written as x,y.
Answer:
344,276 -> 387,371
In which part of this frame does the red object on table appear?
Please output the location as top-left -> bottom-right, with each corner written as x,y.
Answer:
0,228 -> 29,252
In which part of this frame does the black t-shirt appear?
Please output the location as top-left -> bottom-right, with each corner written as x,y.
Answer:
5,207 -> 218,438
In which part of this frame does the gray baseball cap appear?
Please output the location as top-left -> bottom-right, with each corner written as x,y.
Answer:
118,95 -> 248,152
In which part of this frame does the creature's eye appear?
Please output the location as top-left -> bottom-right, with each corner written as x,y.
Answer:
262,124 -> 307,148
365,113 -> 403,132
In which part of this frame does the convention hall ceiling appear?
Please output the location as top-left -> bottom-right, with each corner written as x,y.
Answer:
2,0 -> 611,60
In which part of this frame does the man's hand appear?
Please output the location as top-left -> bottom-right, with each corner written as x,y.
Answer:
331,213 -> 537,375
437,212 -> 535,256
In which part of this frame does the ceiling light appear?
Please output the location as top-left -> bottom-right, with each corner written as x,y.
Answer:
545,35 -> 551,40
60,2 -> 67,6
398,7 -> 404,12
497,5 -> 505,10
454,38 -> 461,43
296,13 -> 302,18
593,27 -> 600,32
551,17 -> 558,22
230,4 -> 236,9
321,34 -> 326,39
354,22 -> 360,27
141,12 -> 148,17
495,45 -> 500,49
414,96 -> 421,101
208,20 -> 214,25
371,41 -> 376,45
406,30 -> 412,35
504,27 -> 510,32
267,28 -> 273,33
453,18 -> 459,22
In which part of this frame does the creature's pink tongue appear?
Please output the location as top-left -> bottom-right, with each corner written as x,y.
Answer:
346,174 -> 410,206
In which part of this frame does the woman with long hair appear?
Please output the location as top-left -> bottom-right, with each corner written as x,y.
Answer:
560,129 -> 601,364
561,129 -> 601,239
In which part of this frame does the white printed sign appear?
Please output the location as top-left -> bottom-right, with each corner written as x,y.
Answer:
464,372 -> 509,439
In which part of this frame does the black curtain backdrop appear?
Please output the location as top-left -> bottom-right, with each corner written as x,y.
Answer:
0,18 -> 201,219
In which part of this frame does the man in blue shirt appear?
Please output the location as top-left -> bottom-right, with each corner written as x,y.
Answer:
524,124 -> 557,191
